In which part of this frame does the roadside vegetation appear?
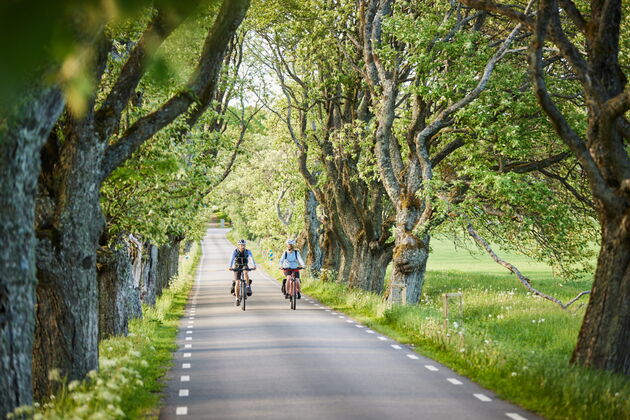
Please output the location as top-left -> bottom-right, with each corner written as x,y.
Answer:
243,237 -> 630,420
9,243 -> 201,420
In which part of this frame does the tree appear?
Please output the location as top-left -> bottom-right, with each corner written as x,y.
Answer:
32,0 -> 250,397
461,0 -> 630,374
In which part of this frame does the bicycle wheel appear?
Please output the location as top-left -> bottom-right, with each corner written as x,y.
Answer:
241,279 -> 246,311
291,279 -> 297,310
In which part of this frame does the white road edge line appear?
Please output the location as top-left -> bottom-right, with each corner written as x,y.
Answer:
179,389 -> 189,397
391,344 -> 402,350
474,393 -> 492,402
176,406 -> 188,415
182,363 -> 191,369
180,375 -> 190,382
377,336 -> 387,341
425,365 -> 439,371
185,344 -> 192,349
183,353 -> 191,358
407,354 -> 419,360
366,330 -> 375,334
447,378 -> 463,385
505,413 -> 528,420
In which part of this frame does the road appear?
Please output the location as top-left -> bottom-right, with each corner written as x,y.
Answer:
159,228 -> 543,420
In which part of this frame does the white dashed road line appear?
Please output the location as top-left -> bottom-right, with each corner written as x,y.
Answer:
366,330 -> 375,334
505,413 -> 528,420
183,353 -> 191,358
180,375 -> 190,382
425,365 -> 439,371
474,393 -> 492,402
185,344 -> 192,349
447,378 -> 463,385
179,389 -> 189,397
176,406 -> 188,415
183,363 -> 191,369
406,354 -> 419,360
391,344 -> 402,350
377,336 -> 388,341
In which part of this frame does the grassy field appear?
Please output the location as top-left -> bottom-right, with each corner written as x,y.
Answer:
11,243 -> 202,420
245,233 -> 629,420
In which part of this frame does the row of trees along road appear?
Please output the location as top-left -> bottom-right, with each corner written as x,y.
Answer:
0,1 -> 628,417
0,0 -> 253,416
217,0 -> 628,377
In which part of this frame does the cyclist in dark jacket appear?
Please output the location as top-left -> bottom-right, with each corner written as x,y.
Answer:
228,239 -> 256,296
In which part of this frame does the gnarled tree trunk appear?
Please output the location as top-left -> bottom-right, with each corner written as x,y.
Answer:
0,87 -> 64,417
571,215 -> 630,373
33,113 -> 106,399
140,243 -> 159,305
304,190 -> 324,275
97,240 -> 141,340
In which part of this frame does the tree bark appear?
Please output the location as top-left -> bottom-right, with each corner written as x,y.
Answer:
140,243 -> 159,306
96,239 -> 141,341
571,215 -> 630,374
156,240 -> 181,296
33,110 -> 106,399
304,190 -> 324,275
0,87 -> 64,417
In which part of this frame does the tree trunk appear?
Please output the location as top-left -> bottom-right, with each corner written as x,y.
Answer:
304,190 -> 324,275
320,224 -> 341,279
156,240 -> 181,296
33,125 -> 105,399
389,206 -> 431,305
0,88 -> 64,417
97,240 -> 140,341
571,214 -> 630,374
140,243 -> 158,305
348,238 -> 393,294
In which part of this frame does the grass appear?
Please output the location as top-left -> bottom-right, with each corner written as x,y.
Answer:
11,242 -> 201,420
245,234 -> 629,420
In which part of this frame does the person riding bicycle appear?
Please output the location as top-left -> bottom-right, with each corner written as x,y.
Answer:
228,239 -> 256,296
279,239 -> 305,299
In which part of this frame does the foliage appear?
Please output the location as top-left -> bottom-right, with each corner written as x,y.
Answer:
100,10 -> 264,246
212,112 -> 306,243
8,242 -> 201,420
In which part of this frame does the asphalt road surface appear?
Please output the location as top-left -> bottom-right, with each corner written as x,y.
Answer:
159,228 -> 543,420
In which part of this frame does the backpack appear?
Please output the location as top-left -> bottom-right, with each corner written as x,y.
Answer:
235,249 -> 248,267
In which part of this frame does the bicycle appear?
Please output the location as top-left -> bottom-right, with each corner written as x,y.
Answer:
285,267 -> 302,310
231,267 -> 251,311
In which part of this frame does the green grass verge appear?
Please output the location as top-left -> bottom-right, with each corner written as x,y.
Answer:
11,242 -> 202,420
299,273 -> 629,420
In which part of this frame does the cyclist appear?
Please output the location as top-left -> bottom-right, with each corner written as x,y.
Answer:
279,239 -> 305,299
228,239 -> 256,297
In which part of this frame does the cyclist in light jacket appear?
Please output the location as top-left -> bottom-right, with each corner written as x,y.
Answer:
279,239 -> 305,299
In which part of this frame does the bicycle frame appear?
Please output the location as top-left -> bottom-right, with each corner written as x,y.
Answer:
285,268 -> 302,310
232,267 -> 250,310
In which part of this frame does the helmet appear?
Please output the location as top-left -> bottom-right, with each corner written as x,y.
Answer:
237,239 -> 246,245
286,239 -> 296,245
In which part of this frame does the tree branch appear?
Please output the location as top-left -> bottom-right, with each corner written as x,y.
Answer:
466,224 -> 590,309
100,0 -> 250,182
528,0 -> 618,210
95,9 -> 181,141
